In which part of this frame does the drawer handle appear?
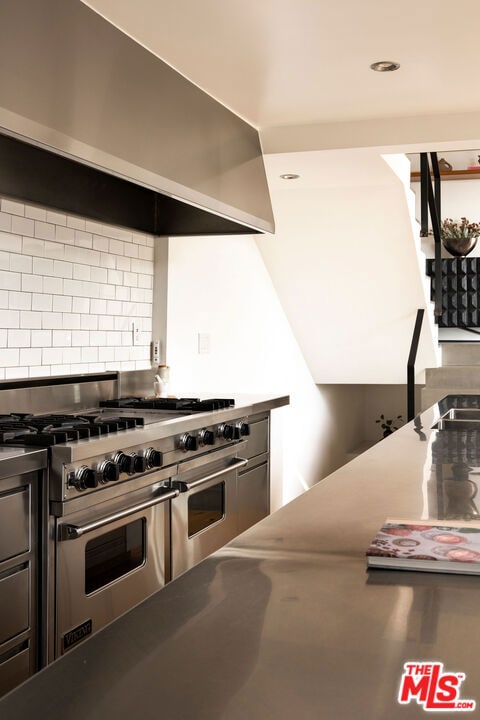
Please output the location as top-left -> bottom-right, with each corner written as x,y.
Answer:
59,489 -> 179,540
174,458 -> 248,491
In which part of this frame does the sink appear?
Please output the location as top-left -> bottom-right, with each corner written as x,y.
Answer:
432,408 -> 480,429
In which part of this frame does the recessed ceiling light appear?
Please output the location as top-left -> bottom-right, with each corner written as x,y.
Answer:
370,60 -> 400,72
280,173 -> 300,180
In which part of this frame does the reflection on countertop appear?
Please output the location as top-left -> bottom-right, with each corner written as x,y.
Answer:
3,395 -> 480,719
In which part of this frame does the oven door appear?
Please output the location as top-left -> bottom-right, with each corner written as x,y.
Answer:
54,483 -> 178,657
170,443 -> 248,579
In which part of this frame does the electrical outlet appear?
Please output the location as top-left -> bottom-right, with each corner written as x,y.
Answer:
152,340 -> 160,364
132,322 -> 141,346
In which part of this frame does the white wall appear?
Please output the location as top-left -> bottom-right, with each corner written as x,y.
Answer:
0,196 -> 153,379
166,235 -> 367,506
258,151 -> 438,384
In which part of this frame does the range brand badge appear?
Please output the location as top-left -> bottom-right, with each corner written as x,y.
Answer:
398,662 -> 476,712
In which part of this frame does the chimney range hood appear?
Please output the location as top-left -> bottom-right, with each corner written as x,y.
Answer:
0,0 -> 274,236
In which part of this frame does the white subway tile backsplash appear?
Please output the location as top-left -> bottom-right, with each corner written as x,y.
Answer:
8,329 -> 30,347
35,221 -> 55,241
33,294 -> 53,311
25,205 -> 46,221
12,216 -> 35,236
0,270 -> 21,290
0,194 -> 154,378
1,199 -> 24,216
8,292 -> 31,310
31,330 -> 52,348
22,274 -> 43,293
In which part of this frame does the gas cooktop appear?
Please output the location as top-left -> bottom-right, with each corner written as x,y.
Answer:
100,397 -> 235,411
0,412 -> 144,445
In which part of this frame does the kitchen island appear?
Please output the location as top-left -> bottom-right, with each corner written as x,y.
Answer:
2,395 -> 480,719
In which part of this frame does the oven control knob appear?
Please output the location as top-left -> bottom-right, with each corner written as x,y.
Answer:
179,433 -> 198,452
98,460 -> 120,483
133,454 -> 147,473
199,429 -> 215,446
236,422 -> 250,437
74,465 -> 98,491
221,424 -> 235,440
144,448 -> 163,468
112,452 -> 135,475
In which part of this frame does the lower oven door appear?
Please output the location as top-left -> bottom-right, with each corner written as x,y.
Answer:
54,484 -> 177,657
170,444 -> 248,579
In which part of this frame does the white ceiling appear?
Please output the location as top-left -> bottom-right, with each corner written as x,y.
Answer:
83,0 -> 480,133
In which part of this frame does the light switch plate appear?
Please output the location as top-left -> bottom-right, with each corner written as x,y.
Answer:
132,322 -> 141,346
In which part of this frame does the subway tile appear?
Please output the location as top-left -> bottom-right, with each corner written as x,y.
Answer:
98,346 -> 115,362
1,349 -> 20,367
55,225 -> 75,244
138,274 -> 153,289
92,235 -> 109,252
23,237 -> 45,256
88,362 -> 105,373
12,215 -> 35,236
146,237 -> 154,248
114,346 -> 130,361
0,212 -> 12,232
46,210 -> 67,226
5,366 -> 29,378
63,347 -> 81,364
52,260 -> 73,279
109,238 -> 124,256
73,263 -> 91,281
67,215 -> 86,231
8,329 -> 31,347
44,240 -> 64,259
41,312 -> 63,329
33,257 -> 54,276
106,300 -> 122,315
42,347 -> 60,365
131,231 -> 147,246
11,254 -> 33,273
115,285 -> 130,301
72,330 -> 90,347
75,230 -> 93,248
90,267 -> 108,283
0,251 -> 9,269
107,269 -> 123,285
90,299 -> 107,314
98,315 -> 115,330
124,243 -> 139,258
8,291 -> 31,310
138,246 -> 154,262
22,274 -> 43,293
52,295 -> 73,313
53,364 -> 73,375
123,272 -> 138,287
116,255 -> 131,272
48,277 -> 64,295
114,316 -> 129,331
0,270 -> 21,290
64,245 -> 100,266
106,331 -> 122,346
30,365 -> 49,377
1,198 -> 24,216
99,252 -> 115,269
90,331 -> 106,346
20,311 -> 42,329
98,284 -> 115,299
104,224 -> 132,242
19,348 -> 42,366
62,313 -> 81,329
0,290 -> 8,309
32,294 -> 53,311
0,232 -> 22,253
35,221 -> 55,241
81,346 -> 98,363
0,329 -> 6,347
80,314 -> 98,330
25,205 -> 47,221
32,330 -> 52,348
85,220 -> 104,235
72,297 -> 90,314
131,258 -> 152,275
121,331 -> 131,346
52,330 -> 72,347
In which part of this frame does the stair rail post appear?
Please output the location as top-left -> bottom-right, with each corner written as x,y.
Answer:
407,309 -> 425,422
420,153 -> 429,238
424,156 -> 443,320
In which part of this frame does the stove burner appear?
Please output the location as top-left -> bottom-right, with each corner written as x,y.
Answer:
100,397 -> 235,412
0,413 -> 144,446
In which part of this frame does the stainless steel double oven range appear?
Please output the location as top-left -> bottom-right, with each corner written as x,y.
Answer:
48,395 -> 256,658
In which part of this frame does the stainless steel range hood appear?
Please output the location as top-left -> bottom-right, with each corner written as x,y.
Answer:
0,0 -> 274,236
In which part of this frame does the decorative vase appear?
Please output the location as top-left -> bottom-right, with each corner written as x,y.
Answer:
442,236 -> 478,257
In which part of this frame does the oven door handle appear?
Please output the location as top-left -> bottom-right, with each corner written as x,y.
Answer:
58,488 -> 180,540
173,457 -> 248,492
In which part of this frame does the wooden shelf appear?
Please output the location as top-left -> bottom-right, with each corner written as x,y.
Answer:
411,169 -> 480,182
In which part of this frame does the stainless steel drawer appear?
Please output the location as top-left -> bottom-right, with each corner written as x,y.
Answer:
245,417 -> 269,460
237,462 -> 269,534
0,642 -> 30,697
0,567 -> 29,645
0,486 -> 30,562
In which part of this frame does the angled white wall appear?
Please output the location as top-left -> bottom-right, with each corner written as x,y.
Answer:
258,149 -> 439,383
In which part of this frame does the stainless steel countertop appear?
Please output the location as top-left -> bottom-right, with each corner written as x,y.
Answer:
3,394 -> 480,719
0,446 -> 47,480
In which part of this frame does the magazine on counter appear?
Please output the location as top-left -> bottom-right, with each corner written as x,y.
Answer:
366,518 -> 480,575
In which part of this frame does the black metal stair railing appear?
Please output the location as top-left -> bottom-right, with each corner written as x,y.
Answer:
420,151 -> 443,320
407,308 -> 425,421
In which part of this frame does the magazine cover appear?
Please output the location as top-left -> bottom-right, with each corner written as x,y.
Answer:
366,520 -> 480,574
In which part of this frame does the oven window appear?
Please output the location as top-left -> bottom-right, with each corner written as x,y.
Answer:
188,482 -> 225,537
85,519 -> 145,594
